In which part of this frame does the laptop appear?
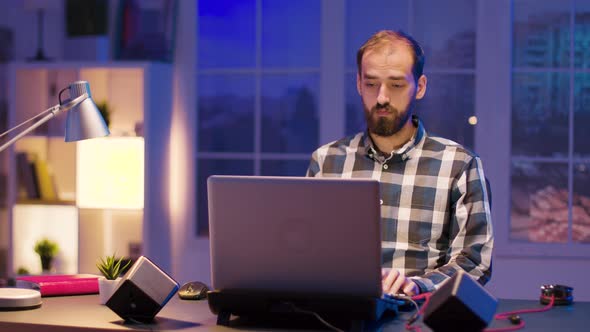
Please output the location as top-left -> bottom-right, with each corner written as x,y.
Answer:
207,175 -> 400,323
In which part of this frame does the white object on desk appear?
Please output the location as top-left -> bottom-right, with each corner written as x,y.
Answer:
0,288 -> 42,310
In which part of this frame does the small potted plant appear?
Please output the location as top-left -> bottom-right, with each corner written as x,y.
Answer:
34,238 -> 59,273
96,254 -> 130,304
95,100 -> 112,129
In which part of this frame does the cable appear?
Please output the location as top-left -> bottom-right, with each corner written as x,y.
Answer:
283,302 -> 344,332
399,292 -> 432,332
484,295 -> 555,332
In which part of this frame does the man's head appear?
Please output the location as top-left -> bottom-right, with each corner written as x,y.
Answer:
356,30 -> 427,138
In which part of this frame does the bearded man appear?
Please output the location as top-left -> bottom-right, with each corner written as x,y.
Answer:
306,30 -> 493,296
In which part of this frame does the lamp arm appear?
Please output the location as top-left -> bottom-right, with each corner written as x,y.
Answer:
0,93 -> 88,153
0,106 -> 55,140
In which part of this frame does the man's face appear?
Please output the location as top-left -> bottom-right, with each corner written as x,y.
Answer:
357,44 -> 426,137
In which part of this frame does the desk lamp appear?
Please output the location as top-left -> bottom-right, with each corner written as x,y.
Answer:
0,80 -> 109,309
0,80 -> 110,152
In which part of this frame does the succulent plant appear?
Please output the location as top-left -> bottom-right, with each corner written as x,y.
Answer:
96,254 -> 131,280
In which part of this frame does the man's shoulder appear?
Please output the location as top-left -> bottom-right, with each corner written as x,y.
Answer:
422,133 -> 479,160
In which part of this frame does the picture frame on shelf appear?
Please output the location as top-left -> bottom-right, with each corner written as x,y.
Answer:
113,0 -> 177,62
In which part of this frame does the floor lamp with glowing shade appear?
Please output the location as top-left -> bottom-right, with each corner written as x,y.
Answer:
76,137 -> 144,266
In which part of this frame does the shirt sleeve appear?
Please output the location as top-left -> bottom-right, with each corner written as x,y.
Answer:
411,156 -> 494,293
306,149 -> 321,177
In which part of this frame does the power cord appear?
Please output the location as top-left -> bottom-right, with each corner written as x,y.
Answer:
403,292 -> 432,332
282,302 -> 344,332
483,295 -> 555,332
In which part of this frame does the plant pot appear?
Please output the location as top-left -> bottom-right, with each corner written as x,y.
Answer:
98,277 -> 121,305
40,255 -> 53,273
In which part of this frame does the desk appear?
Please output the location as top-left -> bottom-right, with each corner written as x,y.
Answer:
0,294 -> 587,331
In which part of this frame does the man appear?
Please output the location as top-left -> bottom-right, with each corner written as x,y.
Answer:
306,30 -> 493,296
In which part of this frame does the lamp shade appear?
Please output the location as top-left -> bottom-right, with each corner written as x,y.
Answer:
65,81 -> 110,142
76,137 -> 144,209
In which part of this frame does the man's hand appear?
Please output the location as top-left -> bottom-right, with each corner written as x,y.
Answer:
382,268 -> 419,296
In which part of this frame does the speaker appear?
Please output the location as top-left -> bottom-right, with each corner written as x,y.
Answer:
106,256 -> 179,323
423,270 -> 497,332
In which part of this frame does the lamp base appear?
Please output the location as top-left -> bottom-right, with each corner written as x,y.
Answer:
0,288 -> 42,311
28,48 -> 52,62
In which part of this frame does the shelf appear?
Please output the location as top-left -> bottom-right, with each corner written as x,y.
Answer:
1,61 -> 173,278
16,200 -> 76,206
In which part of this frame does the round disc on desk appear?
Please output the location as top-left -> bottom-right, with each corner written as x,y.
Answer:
0,288 -> 42,311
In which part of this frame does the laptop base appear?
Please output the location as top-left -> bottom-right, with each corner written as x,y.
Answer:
207,290 -> 397,331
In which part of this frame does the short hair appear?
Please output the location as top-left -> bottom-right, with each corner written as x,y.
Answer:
356,30 -> 425,82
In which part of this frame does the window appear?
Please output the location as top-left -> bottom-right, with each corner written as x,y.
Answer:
196,0 -> 320,234
196,0 -> 480,235
510,0 -> 590,249
345,0 -> 477,149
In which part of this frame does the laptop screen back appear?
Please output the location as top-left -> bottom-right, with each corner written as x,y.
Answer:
207,175 -> 382,297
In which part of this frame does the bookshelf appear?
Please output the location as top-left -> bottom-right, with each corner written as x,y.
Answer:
1,62 -> 172,277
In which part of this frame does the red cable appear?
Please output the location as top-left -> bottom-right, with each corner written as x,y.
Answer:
403,293 -> 556,332
404,292 -> 433,332
484,295 -> 555,332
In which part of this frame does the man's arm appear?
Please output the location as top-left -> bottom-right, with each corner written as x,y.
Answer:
412,156 -> 494,293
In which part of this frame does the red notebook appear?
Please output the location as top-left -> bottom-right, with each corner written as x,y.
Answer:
16,274 -> 100,297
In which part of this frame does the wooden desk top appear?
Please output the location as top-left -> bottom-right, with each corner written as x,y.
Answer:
0,294 -> 587,331
0,294 -> 219,332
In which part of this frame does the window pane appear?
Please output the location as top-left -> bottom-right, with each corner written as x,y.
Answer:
511,73 -> 569,157
261,160 -> 309,176
573,162 -> 590,243
198,74 -> 255,152
413,0 -> 476,68
415,74 -> 475,149
345,73 -> 364,135
513,0 -> 570,68
575,1 -> 590,68
511,161 -> 569,243
196,159 -> 254,235
345,0 -> 410,68
574,73 -> 590,157
198,0 -> 256,68
261,74 -> 319,153
262,0 -> 320,67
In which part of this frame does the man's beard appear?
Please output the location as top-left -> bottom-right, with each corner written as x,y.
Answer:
364,103 -> 411,137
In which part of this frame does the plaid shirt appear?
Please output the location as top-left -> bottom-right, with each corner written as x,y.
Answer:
306,116 -> 493,292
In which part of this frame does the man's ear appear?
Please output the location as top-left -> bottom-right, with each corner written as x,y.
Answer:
415,74 -> 427,100
356,73 -> 362,95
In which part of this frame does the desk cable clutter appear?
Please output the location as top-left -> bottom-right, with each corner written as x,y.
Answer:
403,271 -> 573,332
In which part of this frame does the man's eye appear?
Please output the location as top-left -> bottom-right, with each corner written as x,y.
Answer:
391,83 -> 404,88
365,82 -> 377,87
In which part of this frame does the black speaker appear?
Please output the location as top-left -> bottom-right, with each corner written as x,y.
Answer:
423,270 -> 497,332
106,256 -> 179,323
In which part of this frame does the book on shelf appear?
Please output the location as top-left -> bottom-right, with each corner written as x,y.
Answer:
16,274 -> 100,297
16,152 -> 40,199
32,158 -> 58,201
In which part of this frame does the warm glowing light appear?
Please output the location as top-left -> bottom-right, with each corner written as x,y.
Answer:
77,137 -> 144,209
468,116 -> 478,125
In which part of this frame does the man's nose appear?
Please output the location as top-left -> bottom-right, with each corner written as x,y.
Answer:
377,85 -> 389,105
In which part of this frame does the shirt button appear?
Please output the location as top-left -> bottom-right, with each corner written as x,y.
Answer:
383,164 -> 388,170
